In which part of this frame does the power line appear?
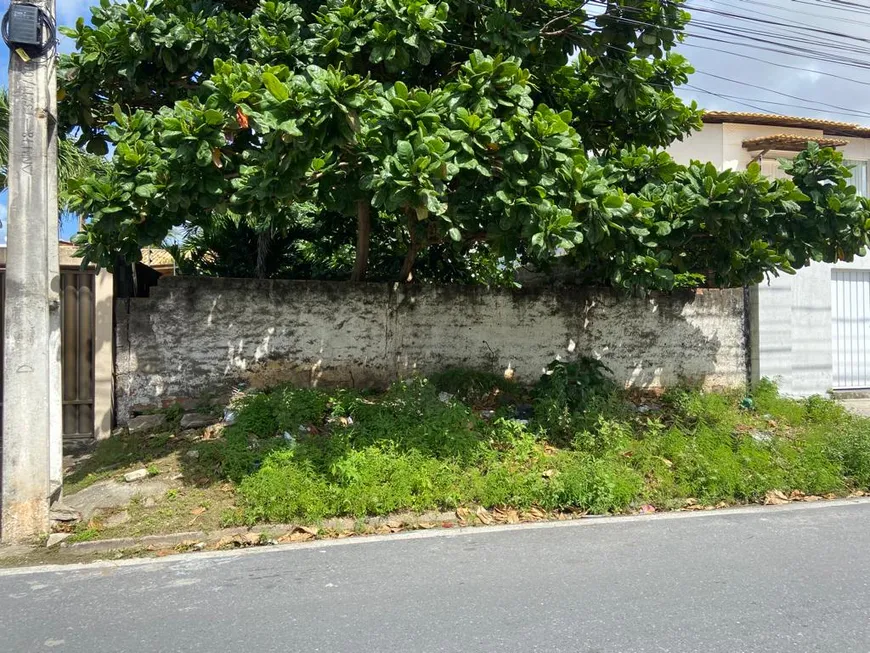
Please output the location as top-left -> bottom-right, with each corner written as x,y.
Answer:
798,0 -> 870,17
684,85 -> 870,119
692,70 -> 870,117
679,42 -> 870,88
568,30 -> 870,119
586,6 -> 870,71
729,0 -> 870,28
683,0 -> 870,48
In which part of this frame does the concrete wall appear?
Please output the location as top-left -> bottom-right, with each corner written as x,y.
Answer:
114,278 -> 748,423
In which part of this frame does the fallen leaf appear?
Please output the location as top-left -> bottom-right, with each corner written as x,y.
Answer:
638,504 -> 656,514
528,506 -> 547,520
823,493 -> 838,500
475,506 -> 494,525
715,502 -> 728,509
375,525 -> 391,535
241,533 -> 262,546
441,521 -> 455,528
211,147 -> 223,168
455,507 -> 472,523
851,490 -> 866,497
280,531 -> 314,543
417,521 -> 436,529
337,530 -> 354,539
190,506 -> 206,516
764,490 -> 789,506
492,507 -> 519,524
803,495 -> 822,502
155,549 -> 173,557
277,525 -> 319,543
385,520 -> 403,531
789,490 -> 805,501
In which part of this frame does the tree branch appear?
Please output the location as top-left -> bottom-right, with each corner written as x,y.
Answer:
351,200 -> 371,282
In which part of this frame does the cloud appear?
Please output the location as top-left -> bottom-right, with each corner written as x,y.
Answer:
676,0 -> 870,123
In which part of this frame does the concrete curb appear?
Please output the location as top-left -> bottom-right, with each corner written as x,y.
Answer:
2,497 -> 869,577
57,511 -> 461,555
61,527 -> 249,555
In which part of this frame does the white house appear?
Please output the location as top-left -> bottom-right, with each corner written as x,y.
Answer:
668,111 -> 870,396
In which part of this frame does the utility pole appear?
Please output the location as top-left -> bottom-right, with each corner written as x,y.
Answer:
1,0 -> 58,542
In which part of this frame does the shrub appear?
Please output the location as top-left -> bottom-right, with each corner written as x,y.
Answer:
533,357 -> 625,444
546,454 -> 642,513
233,392 -> 278,438
204,372 -> 870,524
429,369 -> 521,407
271,386 -> 332,433
828,421 -> 870,488
237,450 -> 335,522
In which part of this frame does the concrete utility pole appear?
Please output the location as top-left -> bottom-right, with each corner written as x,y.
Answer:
1,0 -> 59,542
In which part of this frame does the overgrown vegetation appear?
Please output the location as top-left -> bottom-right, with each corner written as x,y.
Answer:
168,363 -> 870,524
61,1 -> 870,288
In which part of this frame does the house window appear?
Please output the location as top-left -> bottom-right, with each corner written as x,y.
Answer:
845,160 -> 868,197
762,157 -> 868,198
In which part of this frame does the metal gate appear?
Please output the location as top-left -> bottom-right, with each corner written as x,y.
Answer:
832,269 -> 870,389
0,269 -> 96,442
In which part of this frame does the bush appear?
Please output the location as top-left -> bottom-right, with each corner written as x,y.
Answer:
237,451 -> 335,522
210,372 -> 870,524
233,392 -> 279,438
429,369 -> 521,407
533,358 -> 625,445
828,421 -> 870,488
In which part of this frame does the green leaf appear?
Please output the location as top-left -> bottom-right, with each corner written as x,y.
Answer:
448,227 -> 461,241
396,141 -> 413,160
86,138 -> 109,156
196,140 -> 212,166
262,72 -> 289,102
135,183 -> 158,198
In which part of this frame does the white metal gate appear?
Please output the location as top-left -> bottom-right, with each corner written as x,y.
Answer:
832,269 -> 870,389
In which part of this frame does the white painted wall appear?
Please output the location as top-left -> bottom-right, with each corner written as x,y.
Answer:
114,279 -> 747,423
669,121 -> 870,396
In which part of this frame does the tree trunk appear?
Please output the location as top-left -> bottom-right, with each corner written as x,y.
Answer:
400,241 -> 420,283
256,229 -> 271,279
351,200 -> 371,282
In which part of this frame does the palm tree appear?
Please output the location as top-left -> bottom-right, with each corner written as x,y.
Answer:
0,87 -> 104,220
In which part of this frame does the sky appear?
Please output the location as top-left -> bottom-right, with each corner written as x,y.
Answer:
1,0 -> 869,243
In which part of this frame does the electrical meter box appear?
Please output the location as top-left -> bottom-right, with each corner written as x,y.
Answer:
7,4 -> 40,47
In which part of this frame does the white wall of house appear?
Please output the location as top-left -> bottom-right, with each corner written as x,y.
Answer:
668,119 -> 870,396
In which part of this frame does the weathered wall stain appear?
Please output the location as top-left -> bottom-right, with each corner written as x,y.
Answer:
114,278 -> 747,423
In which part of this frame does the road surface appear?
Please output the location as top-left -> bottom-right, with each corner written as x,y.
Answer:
2,500 -> 870,652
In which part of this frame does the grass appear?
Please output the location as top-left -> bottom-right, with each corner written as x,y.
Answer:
62,363 -> 870,536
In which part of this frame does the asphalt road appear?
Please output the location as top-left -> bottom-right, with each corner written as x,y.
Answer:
2,500 -> 870,653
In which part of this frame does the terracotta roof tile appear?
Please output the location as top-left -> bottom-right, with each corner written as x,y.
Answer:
742,133 -> 849,152
702,111 -> 870,138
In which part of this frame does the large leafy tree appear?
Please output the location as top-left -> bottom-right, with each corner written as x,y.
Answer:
60,0 -> 870,289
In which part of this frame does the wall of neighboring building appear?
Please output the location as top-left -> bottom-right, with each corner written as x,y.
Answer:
0,245 -> 114,441
114,278 -> 748,423
669,120 -> 870,396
